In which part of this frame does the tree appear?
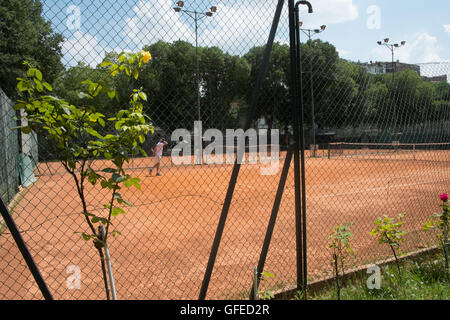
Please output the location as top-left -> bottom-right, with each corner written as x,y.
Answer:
53,61 -> 115,117
300,39 -> 347,131
137,41 -> 249,133
0,0 -> 64,98
139,40 -> 197,133
14,51 -> 154,299
200,46 -> 250,129
243,42 -> 291,137
370,213 -> 407,280
242,40 -> 346,136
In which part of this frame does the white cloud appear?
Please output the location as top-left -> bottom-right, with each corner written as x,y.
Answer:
62,31 -> 129,67
124,0 -> 194,47
123,0 -> 359,55
444,24 -> 450,35
62,31 -> 103,67
337,48 -> 352,58
61,0 -> 360,64
370,33 -> 443,64
201,4 -> 283,55
296,0 -> 359,25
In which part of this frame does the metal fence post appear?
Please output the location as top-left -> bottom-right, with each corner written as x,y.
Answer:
198,0 -> 286,300
0,196 -> 53,300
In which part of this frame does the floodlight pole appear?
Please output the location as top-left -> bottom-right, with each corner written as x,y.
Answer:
377,39 -> 406,136
174,3 -> 217,124
298,24 -> 326,157
194,12 -> 201,123
174,2 -> 216,165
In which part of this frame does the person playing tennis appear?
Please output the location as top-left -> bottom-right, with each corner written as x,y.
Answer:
149,138 -> 168,176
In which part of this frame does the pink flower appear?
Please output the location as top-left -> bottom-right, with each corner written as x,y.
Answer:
440,193 -> 448,202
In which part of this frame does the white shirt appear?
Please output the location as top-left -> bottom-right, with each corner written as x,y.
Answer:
155,142 -> 164,157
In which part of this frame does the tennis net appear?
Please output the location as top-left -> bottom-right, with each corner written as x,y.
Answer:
327,142 -> 450,163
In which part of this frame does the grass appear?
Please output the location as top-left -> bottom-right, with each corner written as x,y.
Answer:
309,253 -> 449,300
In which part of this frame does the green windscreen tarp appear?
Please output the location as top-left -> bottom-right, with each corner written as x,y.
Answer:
0,88 -> 38,205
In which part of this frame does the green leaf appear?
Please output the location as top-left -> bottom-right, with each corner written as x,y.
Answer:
125,66 -> 131,77
100,61 -> 113,68
100,180 -> 109,189
92,84 -> 102,97
112,173 -> 125,183
17,81 -> 27,92
27,68 -> 36,78
42,82 -> 53,91
111,65 -> 119,77
138,92 -> 147,101
111,230 -> 122,237
115,121 -> 124,130
124,177 -> 141,190
35,69 -> 43,81
85,128 -> 103,139
111,207 -> 125,217
13,103 -> 25,111
21,126 -> 32,134
35,81 -> 43,92
107,90 -> 116,99
114,193 -> 133,206
81,232 -> 92,241
78,92 -> 92,99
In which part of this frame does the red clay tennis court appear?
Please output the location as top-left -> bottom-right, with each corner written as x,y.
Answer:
0,146 -> 448,299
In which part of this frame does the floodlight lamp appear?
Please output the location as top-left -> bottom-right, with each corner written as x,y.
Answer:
210,6 -> 217,13
377,41 -> 382,45
298,21 -> 303,27
320,25 -> 326,30
401,41 -> 406,46
174,7 -> 181,12
394,43 -> 399,47
314,29 -> 320,33
205,11 -> 213,17
384,38 -> 389,43
176,1 -> 184,7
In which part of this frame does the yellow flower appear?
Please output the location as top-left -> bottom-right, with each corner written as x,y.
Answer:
141,51 -> 152,63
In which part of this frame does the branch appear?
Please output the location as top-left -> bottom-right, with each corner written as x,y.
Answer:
62,160 -> 96,235
104,161 -> 124,244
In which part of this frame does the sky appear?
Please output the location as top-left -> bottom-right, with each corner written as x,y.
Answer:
41,0 -> 450,72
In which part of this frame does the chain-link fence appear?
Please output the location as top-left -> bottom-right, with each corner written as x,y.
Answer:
0,0 -> 449,300
0,89 -> 19,205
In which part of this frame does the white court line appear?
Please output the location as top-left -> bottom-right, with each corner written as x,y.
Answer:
308,169 -> 447,190
311,179 -> 448,199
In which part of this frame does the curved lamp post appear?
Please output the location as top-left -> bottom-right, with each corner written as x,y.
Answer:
291,0 -> 313,298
